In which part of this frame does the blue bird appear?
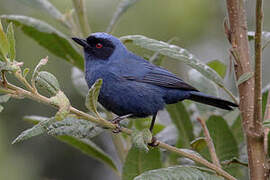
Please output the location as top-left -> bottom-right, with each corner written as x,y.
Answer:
72,32 -> 238,138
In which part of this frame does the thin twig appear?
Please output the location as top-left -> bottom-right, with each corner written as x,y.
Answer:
263,89 -> 270,155
72,0 -> 91,37
197,117 -> 221,168
253,0 -> 263,133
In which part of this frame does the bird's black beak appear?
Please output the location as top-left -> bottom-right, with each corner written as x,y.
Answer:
72,37 -> 88,48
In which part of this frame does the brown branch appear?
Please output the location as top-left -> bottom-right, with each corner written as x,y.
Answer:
225,0 -> 268,179
197,117 -> 221,168
263,89 -> 270,155
254,0 -> 264,134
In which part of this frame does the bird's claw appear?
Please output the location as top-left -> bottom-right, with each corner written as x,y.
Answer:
109,114 -> 132,133
148,136 -> 159,147
112,123 -> 121,133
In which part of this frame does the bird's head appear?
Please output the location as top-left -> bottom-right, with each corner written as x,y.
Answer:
72,32 -> 126,61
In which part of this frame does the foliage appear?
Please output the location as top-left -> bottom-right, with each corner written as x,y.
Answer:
2,0 -> 267,179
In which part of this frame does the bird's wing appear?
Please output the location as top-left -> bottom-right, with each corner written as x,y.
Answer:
123,63 -> 198,91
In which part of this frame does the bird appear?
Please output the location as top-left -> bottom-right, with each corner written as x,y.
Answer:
72,32 -> 238,142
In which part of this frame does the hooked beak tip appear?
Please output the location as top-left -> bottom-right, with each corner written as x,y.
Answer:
72,37 -> 88,47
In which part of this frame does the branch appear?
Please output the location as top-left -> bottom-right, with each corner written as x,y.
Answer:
72,0 -> 91,37
197,117 -> 221,168
254,0 -> 263,133
225,0 -> 268,179
1,76 -> 236,180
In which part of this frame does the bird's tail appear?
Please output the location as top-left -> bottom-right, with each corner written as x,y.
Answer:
188,91 -> 238,110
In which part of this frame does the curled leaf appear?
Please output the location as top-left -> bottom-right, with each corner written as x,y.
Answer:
237,72 -> 253,85
36,71 -> 60,95
85,79 -> 103,118
6,23 -> 16,60
131,129 -> 152,152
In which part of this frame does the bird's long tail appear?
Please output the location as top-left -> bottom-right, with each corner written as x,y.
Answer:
188,91 -> 238,110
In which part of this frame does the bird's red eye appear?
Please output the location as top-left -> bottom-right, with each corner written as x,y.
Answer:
96,43 -> 103,48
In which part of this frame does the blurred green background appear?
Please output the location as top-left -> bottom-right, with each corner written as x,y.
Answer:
0,0 -> 270,179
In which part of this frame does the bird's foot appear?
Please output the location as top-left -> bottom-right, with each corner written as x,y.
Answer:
148,136 -> 159,147
110,114 -> 132,133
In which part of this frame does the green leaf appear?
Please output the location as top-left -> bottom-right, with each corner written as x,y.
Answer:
0,94 -> 11,103
207,60 -> 227,79
50,91 -> 70,121
0,20 -> 9,58
23,68 -> 30,77
71,67 -> 88,97
134,165 -> 224,180
6,23 -> 16,60
120,35 -> 225,89
34,0 -> 64,22
36,71 -> 60,95
248,31 -> 270,41
122,147 -> 162,180
191,137 -> 207,152
57,135 -> 118,172
1,15 -> 84,69
12,117 -> 54,144
231,115 -> 244,144
201,116 -> 240,177
131,129 -> 152,152
237,72 -> 253,85
134,117 -> 165,135
47,116 -> 103,139
166,102 -> 194,148
85,79 -> 103,118
22,115 -> 116,171
106,0 -> 139,33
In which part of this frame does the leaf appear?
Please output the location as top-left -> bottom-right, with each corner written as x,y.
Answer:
155,125 -> 177,145
50,91 -> 70,121
36,71 -> 60,95
12,117 -> 54,144
1,15 -> 84,69
0,94 -> 11,103
6,23 -> 16,60
0,20 -> 9,58
22,115 -> 116,172
120,35 -> 225,89
231,115 -> 244,144
57,135 -> 118,172
133,165 -> 224,180
106,0 -> 140,33
237,72 -> 253,85
201,116 -> 239,177
32,57 -> 48,87
47,116 -> 103,139
134,117 -> 165,136
71,67 -> 88,97
207,60 -> 227,79
0,105 -> 3,112
248,31 -> 270,41
23,68 -> 30,77
85,79 -> 103,118
191,137 -> 207,152
122,146 -> 162,180
34,0 -> 64,22
166,102 -> 194,148
131,129 -> 152,152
